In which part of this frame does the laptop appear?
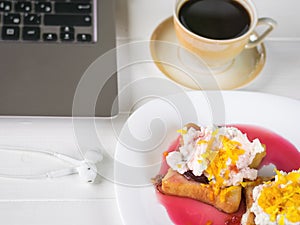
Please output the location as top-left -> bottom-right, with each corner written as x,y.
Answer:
0,0 -> 118,117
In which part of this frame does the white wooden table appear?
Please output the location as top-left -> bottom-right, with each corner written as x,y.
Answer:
0,0 -> 299,224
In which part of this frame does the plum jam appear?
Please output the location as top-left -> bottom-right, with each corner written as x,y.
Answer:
155,124 -> 300,225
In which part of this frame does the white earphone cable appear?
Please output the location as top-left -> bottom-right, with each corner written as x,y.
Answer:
0,145 -> 79,180
0,145 -> 56,154
0,168 -> 78,180
0,173 -> 48,179
0,145 -> 100,183
0,145 -> 76,160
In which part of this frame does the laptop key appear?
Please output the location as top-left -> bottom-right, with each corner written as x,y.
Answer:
60,32 -> 74,41
23,27 -> 40,40
2,26 -> 19,40
55,3 -> 91,13
4,13 -> 21,25
35,2 -> 52,13
24,13 -> 41,25
43,33 -> 57,41
60,26 -> 74,33
44,15 -> 91,26
0,1 -> 12,12
15,2 -> 32,12
77,33 -> 91,42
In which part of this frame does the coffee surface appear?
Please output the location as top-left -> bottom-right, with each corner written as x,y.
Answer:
179,0 -> 251,40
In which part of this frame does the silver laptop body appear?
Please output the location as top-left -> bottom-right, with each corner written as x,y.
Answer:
0,0 -> 118,117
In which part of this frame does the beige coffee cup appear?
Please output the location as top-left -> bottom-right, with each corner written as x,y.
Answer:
174,0 -> 277,67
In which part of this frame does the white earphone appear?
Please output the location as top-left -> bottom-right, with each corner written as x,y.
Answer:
0,146 -> 103,183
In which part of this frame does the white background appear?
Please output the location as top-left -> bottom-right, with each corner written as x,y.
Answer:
0,0 -> 299,224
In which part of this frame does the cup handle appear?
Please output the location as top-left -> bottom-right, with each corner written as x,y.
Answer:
245,17 -> 277,49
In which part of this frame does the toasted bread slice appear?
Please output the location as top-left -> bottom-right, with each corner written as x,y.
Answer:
242,181 -> 258,225
242,177 -> 273,225
249,150 -> 266,169
161,169 -> 242,213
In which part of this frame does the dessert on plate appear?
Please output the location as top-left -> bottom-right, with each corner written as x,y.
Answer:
156,123 -> 266,213
153,122 -> 300,225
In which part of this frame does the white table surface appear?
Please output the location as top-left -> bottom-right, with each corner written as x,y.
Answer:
0,0 -> 300,224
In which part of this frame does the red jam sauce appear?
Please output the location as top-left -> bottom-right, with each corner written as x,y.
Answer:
156,124 -> 300,225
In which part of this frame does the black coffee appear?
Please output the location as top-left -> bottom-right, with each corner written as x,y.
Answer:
178,0 -> 251,40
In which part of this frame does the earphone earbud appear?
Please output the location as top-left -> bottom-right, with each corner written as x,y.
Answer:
53,150 -> 102,183
0,146 -> 103,183
51,150 -> 102,183
77,163 -> 98,183
46,163 -> 98,183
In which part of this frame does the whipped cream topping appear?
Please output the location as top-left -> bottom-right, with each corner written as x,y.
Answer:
249,170 -> 300,225
166,125 -> 264,187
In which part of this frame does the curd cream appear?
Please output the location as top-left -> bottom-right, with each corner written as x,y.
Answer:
166,125 -> 265,187
250,169 -> 300,225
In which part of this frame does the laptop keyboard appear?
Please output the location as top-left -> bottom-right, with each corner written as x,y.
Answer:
0,0 -> 95,43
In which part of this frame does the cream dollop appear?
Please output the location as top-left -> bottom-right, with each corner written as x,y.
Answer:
249,170 -> 300,225
166,125 -> 264,186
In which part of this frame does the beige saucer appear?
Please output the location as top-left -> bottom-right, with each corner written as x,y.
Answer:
150,17 -> 266,90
